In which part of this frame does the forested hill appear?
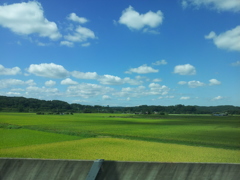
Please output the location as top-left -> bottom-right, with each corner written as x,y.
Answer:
0,96 -> 240,114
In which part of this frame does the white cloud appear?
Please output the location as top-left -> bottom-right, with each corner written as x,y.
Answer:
152,60 -> 167,66
0,1 -> 61,40
66,83 -> 114,98
45,80 -> 56,87
153,78 -> 162,82
148,83 -> 170,95
142,28 -> 160,34
72,71 -> 98,79
178,81 -> 187,85
205,31 -> 216,39
27,63 -> 69,78
25,79 -> 36,86
182,0 -> 188,9
0,79 -> 24,89
123,77 -> 142,85
178,80 -> 205,88
180,96 -> 190,100
61,78 -> 78,85
72,71 -> 141,85
122,87 -> 133,92
118,6 -> 163,31
67,13 -> 88,24
81,42 -> 91,47
36,42 -> 49,47
182,0 -> 240,12
205,26 -> 240,52
135,75 -> 150,82
26,86 -> 59,95
166,96 -> 175,99
212,96 -> 223,101
0,79 -> 36,89
174,64 -> 196,75
209,79 -> 221,86
11,88 -> 25,92
125,64 -> 159,74
0,64 -> 21,75
6,92 -> 21,96
114,86 -> 146,97
231,61 -> 240,66
60,41 -> 74,47
103,95 -> 111,100
98,75 -> 123,85
188,80 -> 205,88
64,26 -> 96,42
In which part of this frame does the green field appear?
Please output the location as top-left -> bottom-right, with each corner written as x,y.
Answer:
0,113 -> 240,162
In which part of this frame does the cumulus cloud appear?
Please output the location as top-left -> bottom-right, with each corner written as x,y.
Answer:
115,83 -> 170,99
98,75 -> 123,85
166,96 -> 175,99
67,13 -> 88,24
125,64 -> 159,74
114,86 -> 146,97
178,80 -> 205,88
209,79 -> 221,86
81,42 -> 91,47
188,80 -> 205,88
11,88 -> 25,92
182,0 -> 188,9
118,6 -> 163,31
72,71 -> 98,79
231,61 -> 240,66
135,75 -> 150,82
174,64 -> 196,75
205,26 -> 240,52
102,95 -> 111,100
178,81 -> 187,85
26,86 -> 59,95
63,12 -> 96,47
66,83 -> 114,98
0,79 -> 35,89
72,71 -> 142,85
45,80 -> 56,87
60,41 -> 74,47
152,60 -> 167,66
116,83 -> 169,98
153,78 -> 162,82
61,78 -> 78,85
212,96 -> 223,101
0,65 -> 21,75
27,63 -> 69,78
123,77 -> 142,85
148,83 -> 170,95
6,92 -> 21,96
64,26 -> 96,42
182,0 -> 240,12
26,79 -> 37,86
0,1 -> 61,40
180,96 -> 190,100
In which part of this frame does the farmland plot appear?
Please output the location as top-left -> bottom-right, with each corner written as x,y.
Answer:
0,113 -> 239,162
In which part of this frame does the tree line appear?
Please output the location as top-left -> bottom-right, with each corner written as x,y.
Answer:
0,96 -> 239,114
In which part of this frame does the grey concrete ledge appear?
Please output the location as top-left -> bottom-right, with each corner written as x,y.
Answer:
0,158 -> 239,180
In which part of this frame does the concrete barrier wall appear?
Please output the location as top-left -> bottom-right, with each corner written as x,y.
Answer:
0,158 -> 93,180
1,158 -> 240,180
97,161 -> 240,180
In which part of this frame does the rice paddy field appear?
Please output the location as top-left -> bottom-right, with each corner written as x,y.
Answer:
0,113 -> 240,163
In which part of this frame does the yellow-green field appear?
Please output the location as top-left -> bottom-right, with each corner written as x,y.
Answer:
0,113 -> 240,162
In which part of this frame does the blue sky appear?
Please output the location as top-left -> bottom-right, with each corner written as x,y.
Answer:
0,0 -> 239,107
